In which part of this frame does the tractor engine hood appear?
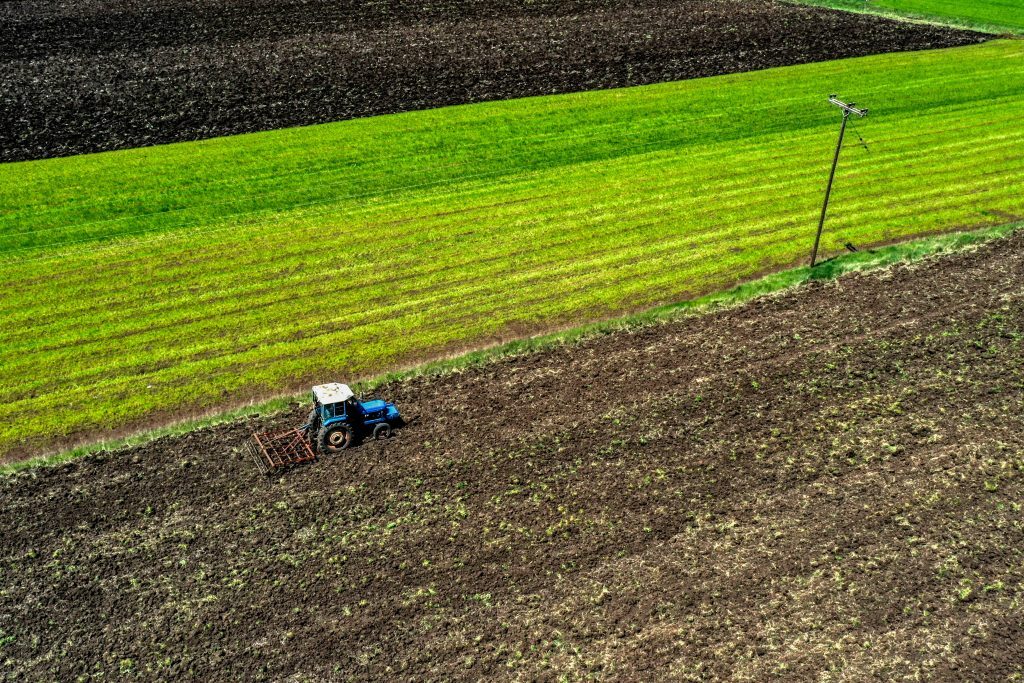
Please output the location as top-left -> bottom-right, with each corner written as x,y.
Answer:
359,399 -> 390,413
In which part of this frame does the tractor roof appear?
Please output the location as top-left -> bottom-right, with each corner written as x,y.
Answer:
312,383 -> 353,405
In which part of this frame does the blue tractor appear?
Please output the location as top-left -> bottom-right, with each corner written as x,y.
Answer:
246,382 -> 403,475
303,383 -> 402,454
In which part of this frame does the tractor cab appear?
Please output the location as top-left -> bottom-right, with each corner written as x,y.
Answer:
312,382 -> 355,420
307,383 -> 401,453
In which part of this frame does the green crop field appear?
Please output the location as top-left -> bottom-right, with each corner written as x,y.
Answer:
2,40 -> 1024,459
795,0 -> 1024,33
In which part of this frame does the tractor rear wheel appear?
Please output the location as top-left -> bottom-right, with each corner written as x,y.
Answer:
319,424 -> 353,454
373,423 -> 391,440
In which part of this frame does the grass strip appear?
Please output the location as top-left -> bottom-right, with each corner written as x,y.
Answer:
788,0 -> 1024,34
4,220 -> 1017,474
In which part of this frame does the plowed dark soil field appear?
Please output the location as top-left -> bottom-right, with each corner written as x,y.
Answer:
3,232 -> 1024,680
1,0 -> 982,161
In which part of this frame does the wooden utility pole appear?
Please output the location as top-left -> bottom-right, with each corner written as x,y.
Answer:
810,95 -> 868,268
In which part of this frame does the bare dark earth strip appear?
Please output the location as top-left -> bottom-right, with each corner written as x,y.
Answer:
2,231 -> 1023,680
0,0 -> 983,161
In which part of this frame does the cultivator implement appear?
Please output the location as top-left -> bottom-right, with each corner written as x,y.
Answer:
245,428 -> 316,475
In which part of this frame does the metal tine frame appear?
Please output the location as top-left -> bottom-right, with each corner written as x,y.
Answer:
246,429 -> 316,475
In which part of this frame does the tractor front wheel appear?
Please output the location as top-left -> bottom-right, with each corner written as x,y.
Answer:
319,424 -> 353,454
373,423 -> 392,440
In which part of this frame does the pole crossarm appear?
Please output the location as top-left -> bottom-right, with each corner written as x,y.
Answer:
828,95 -> 869,119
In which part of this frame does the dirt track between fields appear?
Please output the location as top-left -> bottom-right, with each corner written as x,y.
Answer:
2,231 -> 1024,680
0,0 -> 982,161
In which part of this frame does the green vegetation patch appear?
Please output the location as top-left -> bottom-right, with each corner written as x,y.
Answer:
793,0 -> 1024,33
3,220 -> 1016,475
2,40 -> 1024,458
